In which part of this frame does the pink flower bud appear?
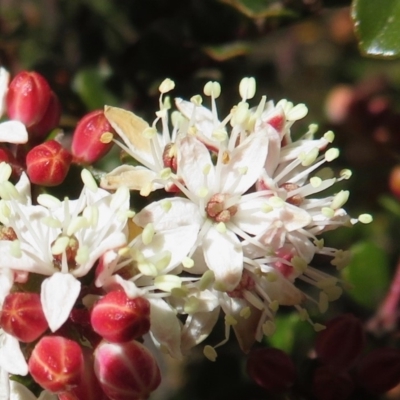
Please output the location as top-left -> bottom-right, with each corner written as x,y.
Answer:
313,365 -> 355,400
26,140 -> 72,186
71,110 -> 114,164
315,314 -> 366,370
58,347 -> 110,400
91,291 -> 150,343
246,348 -> 297,393
6,71 -> 52,127
0,292 -> 48,342
357,348 -> 400,394
29,91 -> 61,140
29,336 -> 83,393
94,340 -> 161,400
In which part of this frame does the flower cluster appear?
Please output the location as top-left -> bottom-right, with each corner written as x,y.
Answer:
0,69 -> 371,400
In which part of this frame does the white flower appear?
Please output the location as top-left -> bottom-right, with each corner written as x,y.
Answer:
101,79 -> 181,195
134,129 -> 271,292
0,169 -> 131,331
0,68 -> 28,145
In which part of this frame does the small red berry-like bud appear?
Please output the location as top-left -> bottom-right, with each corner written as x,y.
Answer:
94,340 -> 161,400
313,365 -> 355,400
29,336 -> 83,393
0,292 -> 48,342
29,91 -> 61,140
91,291 -> 150,343
315,314 -> 366,370
246,347 -> 297,393
357,348 -> 400,394
6,71 -> 52,127
26,140 -> 72,186
71,110 -> 114,164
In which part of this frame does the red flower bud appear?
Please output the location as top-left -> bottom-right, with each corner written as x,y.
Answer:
313,365 -> 355,400
91,291 -> 150,343
29,336 -> 83,393
29,91 -> 61,140
94,340 -> 161,400
71,110 -> 114,164
6,71 -> 52,127
58,347 -> 110,400
357,348 -> 400,394
246,348 -> 297,393
26,140 -> 72,186
0,292 -> 48,342
315,314 -> 366,370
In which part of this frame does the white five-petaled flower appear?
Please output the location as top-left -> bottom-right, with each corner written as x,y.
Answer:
0,166 -> 131,332
134,129 -> 271,292
0,67 -> 28,145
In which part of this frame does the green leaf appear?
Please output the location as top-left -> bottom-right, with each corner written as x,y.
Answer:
342,241 -> 390,309
73,68 -> 118,110
220,0 -> 297,19
352,0 -> 400,58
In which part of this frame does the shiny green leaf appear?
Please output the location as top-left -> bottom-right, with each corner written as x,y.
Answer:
352,0 -> 400,58
342,241 -> 390,309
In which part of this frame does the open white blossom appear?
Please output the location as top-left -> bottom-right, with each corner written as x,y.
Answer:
0,167 -> 131,332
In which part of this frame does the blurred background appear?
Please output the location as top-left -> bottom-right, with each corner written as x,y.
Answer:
1,0 -> 400,399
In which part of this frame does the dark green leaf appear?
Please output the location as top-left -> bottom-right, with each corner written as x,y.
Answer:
352,0 -> 400,58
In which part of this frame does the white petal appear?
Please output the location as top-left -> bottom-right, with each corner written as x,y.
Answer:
0,121 -> 28,144
41,273 -> 81,332
100,165 -> 161,191
233,196 -> 276,235
0,332 -> 28,375
0,367 -> 10,400
0,68 -> 9,117
10,381 -> 39,400
14,173 -> 32,204
220,132 -> 268,195
149,298 -> 182,359
134,197 -> 202,231
138,225 -> 199,273
181,308 -> 220,354
75,231 -> 127,277
202,226 -> 243,292
177,136 -> 215,195
0,268 -> 13,306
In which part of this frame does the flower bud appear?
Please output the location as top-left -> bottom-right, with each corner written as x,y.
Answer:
91,291 -> 150,343
357,348 -> 400,394
58,347 -> 109,400
29,336 -> 83,393
26,140 -> 72,186
6,71 -> 51,127
0,292 -> 48,342
29,91 -> 61,140
315,314 -> 365,370
94,340 -> 161,400
246,347 -> 297,393
71,110 -> 114,164
313,365 -> 355,400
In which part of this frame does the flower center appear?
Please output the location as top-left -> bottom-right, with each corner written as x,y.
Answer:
162,143 -> 177,173
227,272 -> 255,298
52,234 -> 79,271
280,182 -> 303,206
205,193 -> 237,223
